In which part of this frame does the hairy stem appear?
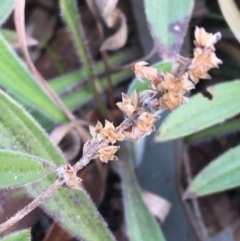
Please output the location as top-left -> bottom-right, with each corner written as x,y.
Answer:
0,180 -> 63,233
60,0 -> 106,117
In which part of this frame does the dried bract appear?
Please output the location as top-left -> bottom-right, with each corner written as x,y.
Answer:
194,27 -> 221,49
98,145 -> 120,163
102,120 -> 125,143
89,121 -> 105,141
116,90 -> 138,116
134,61 -> 157,81
189,27 -> 222,83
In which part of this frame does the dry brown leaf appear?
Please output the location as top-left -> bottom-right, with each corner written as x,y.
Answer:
50,122 -> 83,162
141,190 -> 171,223
80,161 -> 108,205
26,0 -> 57,61
86,0 -> 119,27
100,9 -> 127,51
43,222 -> 73,241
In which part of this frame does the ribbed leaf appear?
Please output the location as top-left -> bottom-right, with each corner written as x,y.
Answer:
144,0 -> 194,58
0,151 -> 55,189
1,229 -> 31,241
128,61 -> 172,94
0,0 -> 14,25
0,33 -> 66,123
157,80 -> 240,141
185,117 -> 240,143
0,90 -> 115,241
184,145 -> 240,198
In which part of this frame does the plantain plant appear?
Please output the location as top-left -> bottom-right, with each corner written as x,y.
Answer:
0,0 -> 229,241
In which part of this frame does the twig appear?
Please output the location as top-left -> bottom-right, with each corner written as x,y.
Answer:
183,150 -> 207,238
95,19 -> 116,113
0,180 -> 63,233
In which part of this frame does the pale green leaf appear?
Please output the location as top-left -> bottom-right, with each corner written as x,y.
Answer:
157,80 -> 240,141
184,145 -> 240,198
1,229 -> 31,241
185,117 -> 240,143
0,0 -> 14,25
218,0 -> 240,43
119,144 -> 166,241
128,61 -> 172,94
0,151 -> 56,189
144,0 -> 194,58
0,33 -> 67,123
0,90 -> 115,241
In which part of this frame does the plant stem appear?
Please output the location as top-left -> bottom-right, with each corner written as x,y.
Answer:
0,180 -> 63,233
60,0 -> 106,117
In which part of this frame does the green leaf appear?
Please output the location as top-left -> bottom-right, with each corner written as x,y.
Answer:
1,229 -> 31,241
60,0 -> 106,115
49,47 -> 138,94
0,90 -> 115,241
63,70 -> 132,111
0,33 -> 67,123
128,61 -> 172,94
144,0 -> 194,58
0,151 -> 56,189
218,0 -> 240,43
185,117 -> 240,143
157,80 -> 240,141
118,144 -> 166,241
0,0 -> 14,26
184,145 -> 240,198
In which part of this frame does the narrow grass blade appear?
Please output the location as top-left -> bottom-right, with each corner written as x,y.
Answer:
63,70 -> 132,110
49,47 -> 139,94
0,33 -> 66,123
144,0 -> 194,58
60,0 -> 106,116
0,151 -> 56,189
0,0 -> 14,25
184,145 -> 240,198
157,80 -> 240,141
1,229 -> 31,241
0,90 -> 115,241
